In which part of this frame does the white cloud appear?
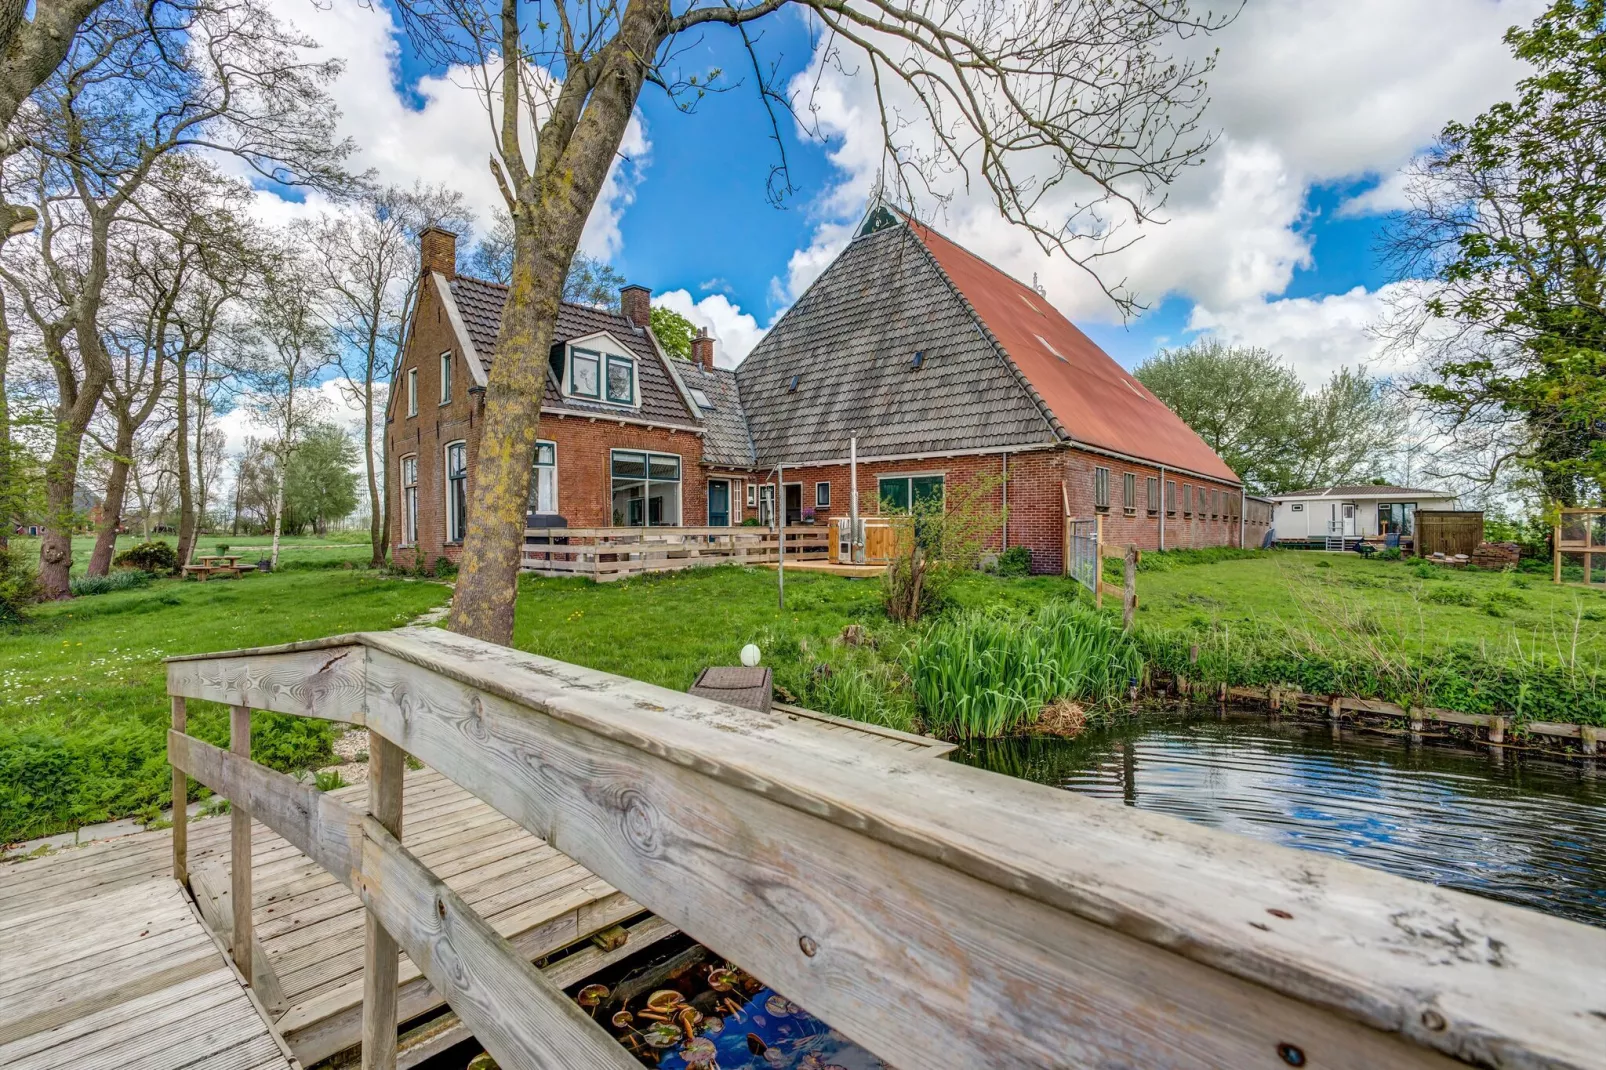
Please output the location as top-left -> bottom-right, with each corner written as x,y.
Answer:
654,290 -> 766,367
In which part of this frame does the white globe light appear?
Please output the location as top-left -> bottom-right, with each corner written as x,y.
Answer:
740,643 -> 761,667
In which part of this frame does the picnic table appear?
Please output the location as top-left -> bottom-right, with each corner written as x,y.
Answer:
183,554 -> 258,580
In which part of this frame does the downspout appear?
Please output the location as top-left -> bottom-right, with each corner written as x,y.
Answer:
1240,489 -> 1246,548
1158,465 -> 1167,552
849,437 -> 861,564
1001,453 -> 1008,551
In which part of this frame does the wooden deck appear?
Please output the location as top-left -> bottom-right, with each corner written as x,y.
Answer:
0,876 -> 297,1070
0,768 -> 657,1067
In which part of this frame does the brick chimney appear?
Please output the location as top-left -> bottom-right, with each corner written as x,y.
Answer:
691,326 -> 716,371
620,284 -> 652,328
420,227 -> 457,278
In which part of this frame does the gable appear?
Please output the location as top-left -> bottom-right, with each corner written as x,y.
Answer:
910,222 -> 1240,483
735,225 -> 1057,465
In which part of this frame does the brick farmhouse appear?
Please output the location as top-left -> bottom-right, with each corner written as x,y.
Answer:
387,211 -> 1269,574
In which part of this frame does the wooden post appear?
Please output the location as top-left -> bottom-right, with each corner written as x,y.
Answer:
1093,514 -> 1104,609
1329,695 -> 1342,741
1488,715 -> 1506,747
1554,522 -> 1562,585
171,696 -> 188,884
363,733 -> 406,1070
1061,482 -> 1070,577
230,704 -> 253,986
1122,545 -> 1137,631
1582,725 -> 1600,756
1408,707 -> 1425,744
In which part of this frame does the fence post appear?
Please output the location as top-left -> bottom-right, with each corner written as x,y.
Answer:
1122,545 -> 1137,631
362,734 -> 406,1070
171,696 -> 188,884
230,704 -> 253,986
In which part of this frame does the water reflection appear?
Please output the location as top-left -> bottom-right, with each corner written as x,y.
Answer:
959,712 -> 1606,927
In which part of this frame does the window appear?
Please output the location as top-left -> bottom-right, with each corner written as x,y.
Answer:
910,351 -> 925,370
788,373 -> 801,393
1146,476 -> 1159,515
1291,503 -> 1304,513
406,368 -> 418,417
689,387 -> 713,409
1165,480 -> 1177,516
605,354 -> 635,405
445,441 -> 467,543
1123,473 -> 1137,515
746,483 -> 757,508
400,455 -> 418,547
1182,484 -> 1192,517
569,347 -> 601,399
528,441 -> 557,515
708,479 -> 731,526
1378,502 -> 1417,536
440,352 -> 452,404
610,449 -> 681,526
878,474 -> 945,513
815,481 -> 830,508
1094,466 -> 1110,511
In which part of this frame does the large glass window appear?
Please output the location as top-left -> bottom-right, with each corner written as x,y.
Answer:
605,355 -> 635,404
400,455 -> 418,546
1378,502 -> 1417,535
610,449 -> 681,526
878,474 -> 944,513
445,441 -> 467,543
570,348 -> 601,398
528,441 -> 557,515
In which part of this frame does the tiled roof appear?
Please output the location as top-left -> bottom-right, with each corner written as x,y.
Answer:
907,220 -> 1241,483
447,275 -> 697,427
735,225 -> 1058,465
1275,484 -> 1455,498
678,363 -> 755,467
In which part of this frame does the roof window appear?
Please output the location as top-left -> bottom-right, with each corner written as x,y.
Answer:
689,387 -> 713,409
1034,333 -> 1067,362
788,373 -> 801,392
910,350 -> 925,370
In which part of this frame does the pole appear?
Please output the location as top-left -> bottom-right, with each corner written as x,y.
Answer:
1001,453 -> 1009,551
849,437 -> 861,564
1158,466 -> 1167,552
776,464 -> 784,610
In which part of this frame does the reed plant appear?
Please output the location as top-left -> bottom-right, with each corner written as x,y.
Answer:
906,599 -> 1144,739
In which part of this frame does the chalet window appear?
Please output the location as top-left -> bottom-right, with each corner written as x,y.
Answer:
1123,472 -> 1137,515
569,348 -> 601,399
878,474 -> 944,513
400,455 -> 418,547
816,481 -> 830,508
445,441 -> 467,543
406,368 -> 418,417
1146,476 -> 1159,515
1182,484 -> 1192,517
440,352 -> 452,404
1166,480 -> 1177,516
611,449 -> 681,526
1094,466 -> 1110,512
528,441 -> 557,514
605,354 -> 635,405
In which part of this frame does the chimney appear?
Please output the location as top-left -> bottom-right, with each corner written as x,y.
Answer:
420,226 -> 457,278
691,326 -> 716,371
620,284 -> 652,328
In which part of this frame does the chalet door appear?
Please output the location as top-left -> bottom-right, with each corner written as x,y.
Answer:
1343,503 -> 1357,536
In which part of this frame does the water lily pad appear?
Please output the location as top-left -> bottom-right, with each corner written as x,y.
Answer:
576,984 -> 609,1008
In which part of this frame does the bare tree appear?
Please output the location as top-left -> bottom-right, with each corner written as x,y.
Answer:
391,0 -> 1231,644
315,183 -> 471,567
0,0 -> 353,597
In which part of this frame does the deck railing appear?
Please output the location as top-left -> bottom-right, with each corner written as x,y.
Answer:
520,525 -> 829,580
165,628 -> 1606,1070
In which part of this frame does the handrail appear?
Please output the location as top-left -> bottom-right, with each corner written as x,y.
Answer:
167,628 -> 1606,1070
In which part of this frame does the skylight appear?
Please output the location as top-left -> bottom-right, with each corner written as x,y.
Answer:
788,374 -> 801,392
1034,333 -> 1067,362
910,351 -> 925,370
689,387 -> 713,409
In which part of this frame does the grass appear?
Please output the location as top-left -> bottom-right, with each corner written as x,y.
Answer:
6,531 -> 375,577
0,567 -> 448,842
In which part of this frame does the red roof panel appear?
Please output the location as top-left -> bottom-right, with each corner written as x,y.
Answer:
910,222 -> 1240,483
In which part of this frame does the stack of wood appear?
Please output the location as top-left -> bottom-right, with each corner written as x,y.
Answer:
1471,541 -> 1521,570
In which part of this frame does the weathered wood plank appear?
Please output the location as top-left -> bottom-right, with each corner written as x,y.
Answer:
231,706 -> 254,987
168,733 -> 635,1070
350,626 -> 1606,1070
173,696 -> 189,884
362,733 -> 404,1070
166,642 -> 366,722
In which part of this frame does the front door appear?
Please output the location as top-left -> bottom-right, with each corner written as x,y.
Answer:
784,484 -> 803,525
1343,503 -> 1357,536
708,480 -> 730,526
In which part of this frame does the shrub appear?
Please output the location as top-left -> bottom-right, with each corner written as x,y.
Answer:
113,539 -> 178,573
0,545 -> 38,624
70,570 -> 157,596
995,546 -> 1032,578
432,555 -> 457,578
1376,547 -> 1402,561
882,474 -> 1001,623
214,543 -> 230,554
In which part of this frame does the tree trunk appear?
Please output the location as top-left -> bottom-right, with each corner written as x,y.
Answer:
86,420 -> 133,576
175,355 -> 196,567
0,282 -> 11,553
270,457 -> 285,568
37,419 -> 90,599
364,378 -> 384,568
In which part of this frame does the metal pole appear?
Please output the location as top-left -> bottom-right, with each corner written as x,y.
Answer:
776,464 -> 785,609
849,437 -> 861,564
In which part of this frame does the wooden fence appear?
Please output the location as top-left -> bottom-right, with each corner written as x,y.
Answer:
164,628 -> 1606,1070
1417,510 -> 1485,557
1555,506 -> 1606,586
520,525 -> 830,580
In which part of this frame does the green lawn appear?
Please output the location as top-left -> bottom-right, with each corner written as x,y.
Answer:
0,568 -> 448,842
7,531 -> 375,577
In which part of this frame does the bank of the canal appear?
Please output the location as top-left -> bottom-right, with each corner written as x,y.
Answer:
959,710 -> 1606,927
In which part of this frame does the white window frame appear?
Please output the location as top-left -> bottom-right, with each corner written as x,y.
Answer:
444,440 -> 468,544
440,351 -> 452,405
563,336 -> 640,409
815,481 -> 830,508
400,454 -> 418,547
406,367 -> 418,417
609,448 -> 683,527
746,483 -> 757,508
530,439 -> 558,515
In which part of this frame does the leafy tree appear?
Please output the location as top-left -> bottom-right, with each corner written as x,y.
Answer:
1137,341 -> 1395,493
393,0 -> 1233,644
1383,0 -> 1606,505
650,306 -> 696,359
282,424 -> 359,536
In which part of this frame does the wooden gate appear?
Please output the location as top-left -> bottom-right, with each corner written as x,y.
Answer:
1417,510 -> 1484,557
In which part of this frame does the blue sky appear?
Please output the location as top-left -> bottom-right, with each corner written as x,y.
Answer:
257,0 -> 1544,380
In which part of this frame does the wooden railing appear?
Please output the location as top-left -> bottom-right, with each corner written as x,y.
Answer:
165,628 -> 1606,1070
1555,506 -> 1606,586
520,525 -> 829,580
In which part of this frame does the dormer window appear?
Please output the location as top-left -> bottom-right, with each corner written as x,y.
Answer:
562,336 -> 638,408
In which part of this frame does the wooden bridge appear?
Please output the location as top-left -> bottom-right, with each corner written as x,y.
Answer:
6,625 -> 1606,1069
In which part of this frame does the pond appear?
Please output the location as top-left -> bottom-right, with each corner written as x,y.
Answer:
958,710 -> 1606,928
